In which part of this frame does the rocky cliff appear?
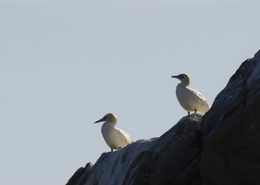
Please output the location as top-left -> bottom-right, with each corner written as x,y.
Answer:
66,50 -> 260,185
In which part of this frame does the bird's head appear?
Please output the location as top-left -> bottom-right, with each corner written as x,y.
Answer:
171,73 -> 190,86
94,113 -> 118,126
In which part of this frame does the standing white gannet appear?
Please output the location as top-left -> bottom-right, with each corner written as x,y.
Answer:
94,113 -> 132,152
171,73 -> 210,115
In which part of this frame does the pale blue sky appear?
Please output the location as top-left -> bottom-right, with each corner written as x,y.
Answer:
1,0 -> 259,185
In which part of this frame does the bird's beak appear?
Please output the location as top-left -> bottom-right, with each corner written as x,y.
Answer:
171,75 -> 179,79
94,117 -> 106,124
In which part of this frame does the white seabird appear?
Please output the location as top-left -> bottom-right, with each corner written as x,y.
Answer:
94,113 -> 132,152
171,73 -> 210,115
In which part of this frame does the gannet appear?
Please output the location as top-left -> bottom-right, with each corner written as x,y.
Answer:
171,73 -> 210,115
94,113 -> 132,152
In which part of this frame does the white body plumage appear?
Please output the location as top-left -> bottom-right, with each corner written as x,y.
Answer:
101,123 -> 132,150
172,74 -> 210,115
95,113 -> 132,151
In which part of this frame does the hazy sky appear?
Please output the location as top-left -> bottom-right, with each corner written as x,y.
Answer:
1,0 -> 260,185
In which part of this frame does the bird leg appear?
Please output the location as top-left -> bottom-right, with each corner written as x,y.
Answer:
188,112 -> 190,116
111,148 -> 113,152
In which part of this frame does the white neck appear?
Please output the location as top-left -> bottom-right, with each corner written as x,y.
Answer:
104,121 -> 116,127
179,81 -> 189,87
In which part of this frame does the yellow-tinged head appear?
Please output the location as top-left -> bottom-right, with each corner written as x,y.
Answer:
171,73 -> 190,86
94,113 -> 118,126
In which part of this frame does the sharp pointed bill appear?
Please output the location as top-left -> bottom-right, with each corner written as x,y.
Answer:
171,73 -> 210,115
94,113 -> 132,152
94,117 -> 106,124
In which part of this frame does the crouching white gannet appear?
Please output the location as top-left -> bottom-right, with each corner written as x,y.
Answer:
171,73 -> 210,115
95,113 -> 132,152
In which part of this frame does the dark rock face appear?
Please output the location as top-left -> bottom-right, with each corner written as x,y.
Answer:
66,50 -> 260,185
200,51 -> 260,185
67,163 -> 93,185
67,115 -> 203,185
